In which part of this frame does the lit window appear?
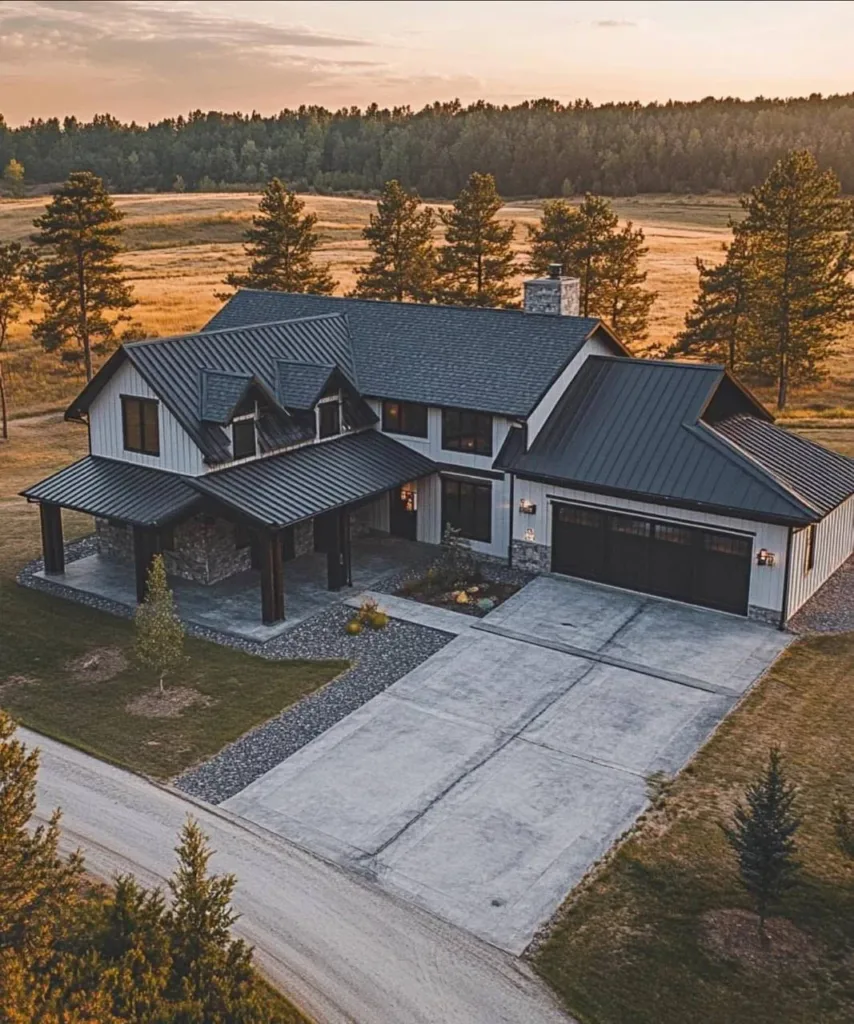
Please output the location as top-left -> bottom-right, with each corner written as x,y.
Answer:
441,408 -> 493,456
382,400 -> 428,438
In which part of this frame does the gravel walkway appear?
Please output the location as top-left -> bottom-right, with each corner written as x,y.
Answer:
788,555 -> 854,634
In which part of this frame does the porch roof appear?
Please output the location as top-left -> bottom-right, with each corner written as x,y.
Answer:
21,456 -> 201,527
191,430 -> 438,528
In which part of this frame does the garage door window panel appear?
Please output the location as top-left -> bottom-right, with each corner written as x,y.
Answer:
607,514 -> 651,591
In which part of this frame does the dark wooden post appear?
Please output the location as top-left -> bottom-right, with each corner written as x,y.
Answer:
260,530 -> 285,625
326,509 -> 352,590
40,502 -> 65,575
133,526 -> 160,604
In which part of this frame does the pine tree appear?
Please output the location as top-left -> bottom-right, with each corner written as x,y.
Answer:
0,242 -> 37,440
437,172 -> 516,307
598,222 -> 656,343
740,149 -> 854,409
0,710 -> 86,1022
224,178 -> 335,295
167,818 -> 261,1022
2,158 -> 25,197
31,171 -> 135,381
669,228 -> 754,371
133,555 -> 185,694
353,180 -> 437,301
722,746 -> 801,941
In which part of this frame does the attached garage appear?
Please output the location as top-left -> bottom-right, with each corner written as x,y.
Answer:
551,503 -> 753,615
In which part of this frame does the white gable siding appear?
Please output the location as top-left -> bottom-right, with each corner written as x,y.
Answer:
786,495 -> 854,618
88,361 -> 205,476
512,480 -> 790,618
526,331 -> 616,444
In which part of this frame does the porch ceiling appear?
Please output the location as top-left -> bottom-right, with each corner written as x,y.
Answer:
191,430 -> 438,528
21,456 -> 200,527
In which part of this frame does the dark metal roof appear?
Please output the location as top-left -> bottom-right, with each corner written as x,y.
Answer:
276,360 -> 336,410
712,413 -> 854,516
199,369 -> 254,424
191,430 -> 437,528
21,456 -> 200,526
204,290 -> 623,417
501,356 -> 819,525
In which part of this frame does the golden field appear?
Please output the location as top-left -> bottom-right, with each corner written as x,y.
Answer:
1,190 -> 852,418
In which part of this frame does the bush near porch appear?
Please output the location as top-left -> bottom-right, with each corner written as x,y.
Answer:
532,632 -> 854,1024
0,415 -> 347,780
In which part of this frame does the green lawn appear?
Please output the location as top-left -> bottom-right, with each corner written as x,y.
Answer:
533,634 -> 854,1024
0,416 -> 347,779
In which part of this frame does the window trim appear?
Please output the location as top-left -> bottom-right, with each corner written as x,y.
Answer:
120,395 -> 160,456
441,407 -> 493,456
441,475 -> 492,544
382,400 -> 429,439
804,523 -> 817,573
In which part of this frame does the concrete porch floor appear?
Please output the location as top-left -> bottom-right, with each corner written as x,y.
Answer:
36,535 -> 436,642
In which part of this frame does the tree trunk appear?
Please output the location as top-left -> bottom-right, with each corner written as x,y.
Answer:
76,246 -> 92,381
777,347 -> 788,410
0,357 -> 8,441
159,675 -> 165,695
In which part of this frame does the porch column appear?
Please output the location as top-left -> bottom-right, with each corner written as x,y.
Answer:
40,502 -> 64,575
133,526 -> 160,604
326,509 -> 352,591
259,530 -> 285,625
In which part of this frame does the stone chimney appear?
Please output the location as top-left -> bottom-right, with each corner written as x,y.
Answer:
523,263 -> 580,316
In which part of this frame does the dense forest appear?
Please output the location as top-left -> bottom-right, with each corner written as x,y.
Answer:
2,94 -> 854,197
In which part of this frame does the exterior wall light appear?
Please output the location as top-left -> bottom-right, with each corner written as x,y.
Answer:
756,548 -> 776,566
519,498 -> 537,515
524,527 -> 536,543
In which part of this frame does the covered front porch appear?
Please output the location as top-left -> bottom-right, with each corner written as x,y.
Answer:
33,533 -> 435,641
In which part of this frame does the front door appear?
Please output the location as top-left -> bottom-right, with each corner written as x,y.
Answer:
390,484 -> 418,540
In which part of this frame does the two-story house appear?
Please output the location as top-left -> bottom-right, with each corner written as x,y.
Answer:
23,268 -> 854,629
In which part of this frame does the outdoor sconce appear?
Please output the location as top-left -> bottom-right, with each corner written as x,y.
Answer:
756,548 -> 776,567
519,498 -> 537,515
524,527 -> 536,543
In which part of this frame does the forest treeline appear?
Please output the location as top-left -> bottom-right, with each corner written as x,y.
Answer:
3,94 -> 854,197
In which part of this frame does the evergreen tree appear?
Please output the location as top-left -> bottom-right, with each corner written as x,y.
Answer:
740,149 -> 854,409
0,710 -> 86,1022
0,242 -> 37,440
722,747 -> 801,941
2,158 -> 25,197
167,819 -> 261,1022
31,171 -> 135,381
598,222 -> 656,343
134,555 -> 185,694
437,172 -> 516,307
224,178 -> 335,295
669,228 -> 754,371
353,180 -> 436,301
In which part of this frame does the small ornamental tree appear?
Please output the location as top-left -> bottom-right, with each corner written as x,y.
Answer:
2,158 -> 25,197
722,746 -> 801,941
134,554 -> 185,694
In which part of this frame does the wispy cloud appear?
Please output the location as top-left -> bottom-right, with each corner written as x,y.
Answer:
592,19 -> 637,29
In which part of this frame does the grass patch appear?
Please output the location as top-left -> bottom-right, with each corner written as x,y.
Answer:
532,634 -> 854,1024
0,415 -> 347,780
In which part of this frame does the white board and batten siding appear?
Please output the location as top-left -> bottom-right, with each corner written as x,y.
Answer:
513,480 -> 790,618
88,361 -> 205,476
786,494 -> 854,618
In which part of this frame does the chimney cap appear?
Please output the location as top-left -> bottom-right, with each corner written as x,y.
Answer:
548,263 -> 562,279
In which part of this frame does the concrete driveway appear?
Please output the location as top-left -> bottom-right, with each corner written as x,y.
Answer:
224,576 -> 791,953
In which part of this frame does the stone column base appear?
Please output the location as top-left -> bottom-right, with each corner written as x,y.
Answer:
511,539 -> 552,573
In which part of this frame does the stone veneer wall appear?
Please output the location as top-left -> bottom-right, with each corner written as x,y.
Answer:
748,604 -> 781,627
511,539 -> 551,572
522,277 -> 581,317
95,518 -> 134,562
292,520 -> 314,557
165,515 -> 251,585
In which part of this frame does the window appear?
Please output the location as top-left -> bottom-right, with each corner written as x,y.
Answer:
382,400 -> 428,438
318,400 -> 340,439
232,418 -> 257,460
441,408 -> 493,456
805,524 -> 817,572
441,476 -> 492,543
121,396 -> 159,456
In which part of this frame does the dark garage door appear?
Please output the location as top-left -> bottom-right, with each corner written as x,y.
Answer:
551,503 -> 752,615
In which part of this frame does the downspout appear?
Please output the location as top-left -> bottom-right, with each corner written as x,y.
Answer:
507,473 -> 515,567
779,526 -> 794,631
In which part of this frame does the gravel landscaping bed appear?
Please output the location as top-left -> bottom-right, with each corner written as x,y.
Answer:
788,555 -> 854,634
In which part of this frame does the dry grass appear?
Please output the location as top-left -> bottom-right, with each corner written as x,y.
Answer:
2,190 -> 854,417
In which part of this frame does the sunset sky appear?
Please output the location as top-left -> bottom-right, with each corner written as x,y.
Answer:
1,0 -> 851,125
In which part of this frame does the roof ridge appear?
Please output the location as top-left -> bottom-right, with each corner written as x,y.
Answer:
692,420 -> 820,518
127,311 -> 350,350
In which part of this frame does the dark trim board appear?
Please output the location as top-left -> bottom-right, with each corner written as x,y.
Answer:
437,464 -> 505,481
545,494 -> 756,538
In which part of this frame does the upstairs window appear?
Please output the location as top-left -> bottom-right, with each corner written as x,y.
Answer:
382,400 -> 428,438
232,418 -> 257,460
318,399 -> 341,439
121,396 -> 160,456
441,408 -> 493,456
804,524 -> 817,573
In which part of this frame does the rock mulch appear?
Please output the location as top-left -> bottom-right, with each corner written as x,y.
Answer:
788,555 -> 854,634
